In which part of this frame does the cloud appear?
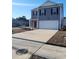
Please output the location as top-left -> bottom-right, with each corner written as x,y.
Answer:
12,2 -> 35,7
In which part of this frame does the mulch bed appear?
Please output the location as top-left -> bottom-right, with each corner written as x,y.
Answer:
46,31 -> 66,47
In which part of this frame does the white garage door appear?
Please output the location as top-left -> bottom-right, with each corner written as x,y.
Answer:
38,20 -> 58,30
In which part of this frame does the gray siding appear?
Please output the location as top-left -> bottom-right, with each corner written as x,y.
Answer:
31,10 -> 38,19
31,7 -> 60,20
39,7 -> 60,20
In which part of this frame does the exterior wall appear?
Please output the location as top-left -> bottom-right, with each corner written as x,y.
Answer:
31,7 -> 60,20
30,20 -> 38,28
31,4 -> 64,29
31,10 -> 38,19
59,6 -> 64,29
38,7 -> 60,20
63,18 -> 66,26
62,18 -> 66,27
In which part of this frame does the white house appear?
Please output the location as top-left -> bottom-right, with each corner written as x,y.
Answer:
30,0 -> 64,30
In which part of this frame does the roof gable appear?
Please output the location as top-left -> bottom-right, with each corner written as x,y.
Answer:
32,0 -> 63,10
40,0 -> 56,7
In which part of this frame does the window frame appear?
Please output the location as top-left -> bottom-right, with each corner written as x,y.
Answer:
51,7 -> 58,15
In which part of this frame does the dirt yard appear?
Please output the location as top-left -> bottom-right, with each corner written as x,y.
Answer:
47,31 -> 66,47
12,27 -> 32,34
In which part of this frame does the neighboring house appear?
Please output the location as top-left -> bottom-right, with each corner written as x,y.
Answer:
12,18 -> 20,27
12,17 -> 29,27
30,0 -> 64,30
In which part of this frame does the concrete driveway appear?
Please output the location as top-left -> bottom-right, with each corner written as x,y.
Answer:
12,29 -> 58,43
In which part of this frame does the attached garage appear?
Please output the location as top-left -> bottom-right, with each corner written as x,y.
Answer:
38,20 -> 59,30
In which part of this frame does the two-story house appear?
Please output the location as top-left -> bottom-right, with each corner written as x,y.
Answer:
30,0 -> 64,30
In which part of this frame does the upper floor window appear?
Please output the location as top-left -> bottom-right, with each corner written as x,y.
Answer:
32,11 -> 34,15
44,9 -> 46,16
39,10 -> 41,16
39,9 -> 46,16
32,11 -> 37,16
36,11 -> 37,15
41,9 -> 44,15
57,8 -> 59,14
51,7 -> 59,15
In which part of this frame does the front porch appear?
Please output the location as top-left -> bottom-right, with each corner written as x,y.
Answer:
30,20 -> 38,29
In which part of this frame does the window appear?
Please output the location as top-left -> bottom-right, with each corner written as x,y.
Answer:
57,8 -> 59,14
51,8 -> 58,15
32,11 -> 34,15
44,9 -> 46,16
53,8 -> 57,14
41,9 -> 44,15
36,11 -> 37,15
32,11 -> 37,16
39,10 -> 41,16
39,9 -> 46,16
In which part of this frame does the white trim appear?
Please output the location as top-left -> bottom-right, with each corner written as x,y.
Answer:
59,6 -> 62,29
